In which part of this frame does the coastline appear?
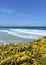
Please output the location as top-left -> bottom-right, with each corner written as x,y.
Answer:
0,36 -> 46,65
0,37 -> 43,45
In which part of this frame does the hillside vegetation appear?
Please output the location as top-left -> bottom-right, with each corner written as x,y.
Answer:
0,37 -> 46,65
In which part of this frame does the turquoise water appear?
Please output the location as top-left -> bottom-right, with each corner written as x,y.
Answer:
0,27 -> 46,44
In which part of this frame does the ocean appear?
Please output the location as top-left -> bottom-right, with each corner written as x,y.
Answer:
0,27 -> 46,44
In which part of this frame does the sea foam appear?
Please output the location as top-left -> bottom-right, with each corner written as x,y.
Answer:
0,29 -> 46,39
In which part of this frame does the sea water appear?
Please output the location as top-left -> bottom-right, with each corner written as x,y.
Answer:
0,27 -> 46,44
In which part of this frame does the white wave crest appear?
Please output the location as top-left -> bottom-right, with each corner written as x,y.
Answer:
0,29 -> 46,39
10,29 -> 46,36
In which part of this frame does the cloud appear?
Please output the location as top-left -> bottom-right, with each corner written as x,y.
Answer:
0,8 -> 13,14
0,8 -> 28,16
18,13 -> 27,16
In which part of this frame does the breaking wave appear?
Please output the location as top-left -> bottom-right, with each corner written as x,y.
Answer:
0,29 -> 46,39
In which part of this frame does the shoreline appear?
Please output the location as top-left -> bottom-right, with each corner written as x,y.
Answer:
0,36 -> 45,45
0,39 -> 34,45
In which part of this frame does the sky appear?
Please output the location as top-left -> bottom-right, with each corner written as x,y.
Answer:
0,0 -> 46,26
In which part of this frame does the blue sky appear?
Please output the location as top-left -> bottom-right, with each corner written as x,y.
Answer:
0,0 -> 46,26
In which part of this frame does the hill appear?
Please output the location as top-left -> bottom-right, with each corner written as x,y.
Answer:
0,37 -> 46,65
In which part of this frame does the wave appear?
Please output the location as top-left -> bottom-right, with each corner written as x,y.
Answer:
0,29 -> 46,39
10,29 -> 46,36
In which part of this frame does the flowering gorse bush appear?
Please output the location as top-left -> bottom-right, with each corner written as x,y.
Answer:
0,37 -> 46,65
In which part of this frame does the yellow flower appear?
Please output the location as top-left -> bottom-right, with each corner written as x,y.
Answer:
20,55 -> 27,61
15,53 -> 20,58
43,53 -> 46,58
